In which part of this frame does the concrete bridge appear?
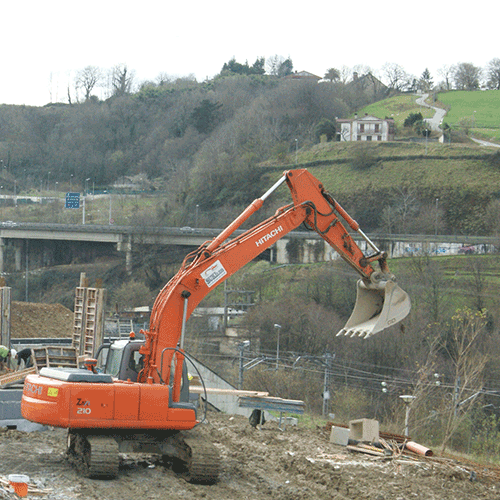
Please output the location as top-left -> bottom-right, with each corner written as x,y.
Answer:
0,222 -> 496,274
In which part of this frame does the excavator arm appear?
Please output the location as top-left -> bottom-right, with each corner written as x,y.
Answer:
141,169 -> 410,396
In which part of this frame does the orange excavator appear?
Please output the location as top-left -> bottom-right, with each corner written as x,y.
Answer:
21,169 -> 410,481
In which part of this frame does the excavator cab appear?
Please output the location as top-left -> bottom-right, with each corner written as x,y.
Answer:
96,339 -> 144,382
95,338 -> 192,403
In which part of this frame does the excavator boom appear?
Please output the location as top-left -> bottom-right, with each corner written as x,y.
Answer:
143,169 -> 410,390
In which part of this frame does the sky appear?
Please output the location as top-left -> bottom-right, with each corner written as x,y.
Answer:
2,0 -> 499,106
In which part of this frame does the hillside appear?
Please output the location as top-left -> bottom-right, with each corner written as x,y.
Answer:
356,93 -> 434,128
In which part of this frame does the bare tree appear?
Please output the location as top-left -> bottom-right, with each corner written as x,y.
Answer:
408,256 -> 447,323
486,58 -> 500,90
464,257 -> 488,311
382,63 -> 409,91
437,65 -> 453,90
110,64 -> 135,97
266,55 -> 284,76
352,64 -> 372,77
439,307 -> 488,452
338,65 -> 351,84
266,55 -> 293,78
76,66 -> 102,101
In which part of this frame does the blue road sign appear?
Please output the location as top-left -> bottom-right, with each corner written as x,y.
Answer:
65,192 -> 80,209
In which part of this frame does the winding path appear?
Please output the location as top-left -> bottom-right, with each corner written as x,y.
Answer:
415,93 -> 447,131
416,93 -> 500,147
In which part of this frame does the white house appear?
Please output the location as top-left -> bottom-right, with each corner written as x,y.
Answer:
336,114 -> 395,142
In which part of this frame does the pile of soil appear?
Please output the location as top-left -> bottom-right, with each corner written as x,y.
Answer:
0,412 -> 499,499
11,302 -> 74,339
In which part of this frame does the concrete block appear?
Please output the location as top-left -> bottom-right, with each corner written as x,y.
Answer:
330,425 -> 350,446
349,418 -> 379,443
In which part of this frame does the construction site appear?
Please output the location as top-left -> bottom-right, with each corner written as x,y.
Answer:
0,281 -> 498,498
1,169 -> 500,498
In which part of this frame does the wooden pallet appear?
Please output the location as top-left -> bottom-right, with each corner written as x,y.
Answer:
32,346 -> 79,370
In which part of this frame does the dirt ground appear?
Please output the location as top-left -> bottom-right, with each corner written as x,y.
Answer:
1,411 -> 500,500
11,302 -> 74,339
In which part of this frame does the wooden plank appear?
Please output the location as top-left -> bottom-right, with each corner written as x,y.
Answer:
0,367 -> 36,386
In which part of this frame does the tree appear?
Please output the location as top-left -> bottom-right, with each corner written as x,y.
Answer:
404,112 -> 423,127
324,68 -> 340,82
191,99 -> 223,134
382,63 -> 409,91
486,58 -> 500,90
419,68 -> 433,92
413,119 -> 431,137
314,118 -> 336,142
437,65 -> 453,91
278,58 -> 293,77
267,55 -> 293,77
338,65 -> 351,84
75,66 -> 102,101
221,57 -> 266,76
110,64 -> 134,97
453,62 -> 482,90
439,308 -> 488,452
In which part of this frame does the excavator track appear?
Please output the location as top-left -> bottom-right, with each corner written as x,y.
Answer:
67,431 -> 119,479
179,434 -> 221,483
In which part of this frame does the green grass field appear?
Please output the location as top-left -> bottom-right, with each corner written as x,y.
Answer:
437,90 -> 500,129
356,94 -> 434,128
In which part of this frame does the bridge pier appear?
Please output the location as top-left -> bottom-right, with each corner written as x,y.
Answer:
0,238 -> 3,274
117,236 -> 133,274
14,241 -> 22,272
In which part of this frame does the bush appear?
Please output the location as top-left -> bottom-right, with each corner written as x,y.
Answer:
351,144 -> 378,170
404,112 -> 423,127
314,118 -> 336,142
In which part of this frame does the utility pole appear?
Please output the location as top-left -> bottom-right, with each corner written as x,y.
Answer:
238,340 -> 250,390
274,324 -> 281,370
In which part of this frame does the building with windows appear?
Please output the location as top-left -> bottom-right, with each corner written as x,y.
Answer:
336,114 -> 395,142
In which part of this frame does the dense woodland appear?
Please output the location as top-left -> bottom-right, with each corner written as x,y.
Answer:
0,61 -> 388,225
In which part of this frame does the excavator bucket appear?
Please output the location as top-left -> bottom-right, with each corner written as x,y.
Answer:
337,280 -> 410,339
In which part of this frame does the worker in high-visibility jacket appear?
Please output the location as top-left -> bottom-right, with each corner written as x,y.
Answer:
0,345 -> 15,372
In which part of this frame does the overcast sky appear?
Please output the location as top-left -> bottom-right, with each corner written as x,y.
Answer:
2,1 -> 498,106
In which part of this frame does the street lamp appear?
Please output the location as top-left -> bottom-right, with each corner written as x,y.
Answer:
274,324 -> 282,370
